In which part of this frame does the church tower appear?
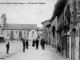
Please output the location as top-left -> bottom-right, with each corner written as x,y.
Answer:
1,14 -> 7,28
0,14 -> 7,36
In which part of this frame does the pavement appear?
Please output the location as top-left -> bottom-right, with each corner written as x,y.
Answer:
0,41 -> 23,59
0,41 -> 69,60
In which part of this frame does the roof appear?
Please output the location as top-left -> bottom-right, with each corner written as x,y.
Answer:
41,19 -> 51,27
50,0 -> 68,22
41,20 -> 50,24
37,27 -> 43,31
3,24 -> 37,30
46,23 -> 51,27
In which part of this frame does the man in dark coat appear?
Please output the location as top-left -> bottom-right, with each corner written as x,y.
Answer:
23,41 -> 25,52
35,38 -> 39,49
21,38 -> 25,52
41,38 -> 45,49
57,44 -> 61,53
6,42 -> 10,54
32,39 -> 35,47
26,40 -> 29,49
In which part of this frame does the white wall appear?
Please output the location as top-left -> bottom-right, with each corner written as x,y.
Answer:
13,30 -> 19,39
29,29 -> 37,40
3,30 -> 11,40
38,31 -> 43,40
3,29 -> 37,40
22,30 -> 29,39
38,31 -> 43,35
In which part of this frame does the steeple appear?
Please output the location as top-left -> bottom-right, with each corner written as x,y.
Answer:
1,13 -> 7,28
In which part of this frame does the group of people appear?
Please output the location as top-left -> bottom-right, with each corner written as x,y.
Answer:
40,38 -> 45,49
6,38 -> 46,54
32,38 -> 39,49
21,38 -> 40,52
21,38 -> 29,52
32,38 -> 45,50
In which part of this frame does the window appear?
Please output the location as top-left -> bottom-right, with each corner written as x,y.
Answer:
32,31 -> 34,37
16,31 -> 17,33
7,31 -> 8,33
19,31 -> 22,38
32,31 -> 34,34
79,16 -> 80,19
24,31 -> 25,34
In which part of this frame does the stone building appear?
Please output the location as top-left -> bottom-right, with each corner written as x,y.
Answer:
50,17 -> 58,47
37,27 -> 43,40
41,0 -> 80,60
49,0 -> 80,60
0,14 -> 43,42
50,0 -> 70,59
41,20 -> 51,44
3,24 -> 38,41
0,14 -> 7,42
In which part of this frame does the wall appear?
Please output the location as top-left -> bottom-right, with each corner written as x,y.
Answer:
51,17 -> 58,46
38,30 -> 43,40
29,29 -> 37,40
3,30 -> 11,40
42,20 -> 51,42
13,30 -> 19,39
43,25 -> 49,41
3,30 -> 29,40
21,30 -> 28,39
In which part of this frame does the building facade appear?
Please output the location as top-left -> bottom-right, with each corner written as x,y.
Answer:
3,24 -> 38,41
49,0 -> 80,60
0,14 -> 7,42
41,20 -> 51,44
51,17 -> 58,47
37,28 -> 43,41
0,14 -> 43,41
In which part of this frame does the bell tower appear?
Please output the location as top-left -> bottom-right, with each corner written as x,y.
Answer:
1,14 -> 7,28
0,14 -> 7,36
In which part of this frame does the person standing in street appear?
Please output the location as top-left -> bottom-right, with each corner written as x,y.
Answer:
26,39 -> 29,49
41,38 -> 45,49
6,42 -> 10,54
23,40 -> 25,52
35,38 -> 39,49
32,39 -> 35,47
21,38 -> 26,52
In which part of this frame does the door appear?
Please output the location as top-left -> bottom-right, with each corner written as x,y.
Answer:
71,29 -> 76,60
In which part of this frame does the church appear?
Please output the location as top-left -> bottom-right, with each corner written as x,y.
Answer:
0,14 -> 43,41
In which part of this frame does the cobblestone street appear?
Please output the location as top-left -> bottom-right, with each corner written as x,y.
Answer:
0,41 -> 69,60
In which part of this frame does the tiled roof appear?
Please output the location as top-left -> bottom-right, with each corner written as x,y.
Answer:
41,20 -> 50,24
50,0 -> 68,22
37,27 -> 43,31
3,24 -> 37,30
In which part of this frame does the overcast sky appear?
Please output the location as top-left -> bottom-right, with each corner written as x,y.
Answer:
0,0 -> 57,27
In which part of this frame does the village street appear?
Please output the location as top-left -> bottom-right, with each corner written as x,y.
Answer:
0,41 -> 69,60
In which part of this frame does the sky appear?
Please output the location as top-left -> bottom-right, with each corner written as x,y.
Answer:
0,0 -> 57,27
